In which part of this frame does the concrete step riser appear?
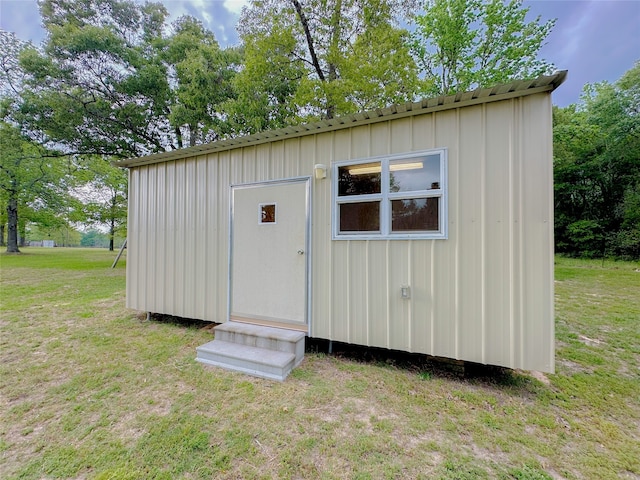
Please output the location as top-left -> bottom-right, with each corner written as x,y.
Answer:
196,322 -> 306,381
196,352 -> 293,378
196,340 -> 296,381
214,323 -> 306,366
216,330 -> 297,354
196,357 -> 292,382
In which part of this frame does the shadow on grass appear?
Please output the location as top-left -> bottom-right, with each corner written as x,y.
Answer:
143,313 -> 544,395
307,338 -> 543,394
144,312 -> 215,330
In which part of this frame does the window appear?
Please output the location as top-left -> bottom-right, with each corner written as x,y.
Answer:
259,203 -> 276,224
333,149 -> 447,240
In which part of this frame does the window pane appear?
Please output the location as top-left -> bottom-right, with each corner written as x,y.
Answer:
389,154 -> 440,192
391,198 -> 439,232
338,162 -> 381,196
260,204 -> 276,224
339,202 -> 380,232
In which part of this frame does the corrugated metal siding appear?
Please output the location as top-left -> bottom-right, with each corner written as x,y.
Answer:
126,92 -> 554,373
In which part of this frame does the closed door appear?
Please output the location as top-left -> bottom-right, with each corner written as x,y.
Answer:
230,179 -> 309,328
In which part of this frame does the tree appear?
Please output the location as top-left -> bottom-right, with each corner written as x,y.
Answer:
410,0 -> 555,95
81,229 -> 110,248
0,31 -> 29,111
553,61 -> 640,259
13,0 -> 240,158
0,122 -> 71,252
228,0 -> 420,131
74,157 -> 127,251
164,16 -> 242,147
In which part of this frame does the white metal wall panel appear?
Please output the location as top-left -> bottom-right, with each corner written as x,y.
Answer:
348,242 -> 369,346
432,109 -> 458,359
409,241 -> 433,353
388,242 -> 410,350
520,96 -> 554,372
484,101 -> 515,368
126,92 -> 554,372
457,105 -> 484,363
311,134 -> 334,340
367,241 -> 388,347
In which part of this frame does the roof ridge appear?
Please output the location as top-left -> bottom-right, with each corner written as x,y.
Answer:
116,70 -> 567,168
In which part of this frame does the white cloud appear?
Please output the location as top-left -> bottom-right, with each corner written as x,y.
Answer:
223,0 -> 249,15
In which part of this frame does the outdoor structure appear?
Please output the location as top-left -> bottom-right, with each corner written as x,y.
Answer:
117,71 -> 566,380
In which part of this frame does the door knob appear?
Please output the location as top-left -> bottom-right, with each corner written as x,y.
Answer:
297,249 -> 305,255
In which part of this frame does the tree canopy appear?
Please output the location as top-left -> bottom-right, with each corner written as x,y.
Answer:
0,122 -> 73,252
228,0 -> 420,131
14,0 -> 241,157
8,0 -> 636,260
410,0 -> 555,95
554,62 -> 640,259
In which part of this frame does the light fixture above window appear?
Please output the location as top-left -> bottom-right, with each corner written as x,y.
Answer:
348,162 -> 423,175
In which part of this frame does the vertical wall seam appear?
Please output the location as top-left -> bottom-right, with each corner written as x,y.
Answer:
365,240 -> 370,345
408,242 -> 413,352
509,100 -> 516,367
385,240 -> 390,348
181,161 -> 187,316
430,240 -> 435,354
347,240 -> 351,343
481,103 -> 487,364
547,99 -> 555,372
328,133 -> 334,339
518,101 -> 525,368
454,108 -> 461,359
408,115 -> 415,352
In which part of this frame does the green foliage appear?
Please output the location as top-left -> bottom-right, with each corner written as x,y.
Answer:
565,220 -> 603,258
11,0 -> 240,157
73,157 -> 128,250
509,464 -> 553,480
410,0 -> 555,95
554,61 -> 640,259
27,223 -> 83,246
230,0 -> 420,128
0,122 -> 74,252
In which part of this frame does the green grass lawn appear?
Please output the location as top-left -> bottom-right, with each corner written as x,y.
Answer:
1,248 -> 639,479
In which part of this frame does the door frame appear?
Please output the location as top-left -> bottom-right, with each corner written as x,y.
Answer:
228,176 -> 312,332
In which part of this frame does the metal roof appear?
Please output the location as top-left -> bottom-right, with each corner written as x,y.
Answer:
116,70 -> 567,168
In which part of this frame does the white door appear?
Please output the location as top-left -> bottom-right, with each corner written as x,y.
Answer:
230,179 -> 309,329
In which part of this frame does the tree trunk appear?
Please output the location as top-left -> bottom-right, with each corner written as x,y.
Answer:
109,217 -> 115,251
0,223 -> 5,247
291,0 -> 326,82
6,196 -> 20,253
325,0 -> 342,120
109,192 -> 116,251
18,220 -> 26,247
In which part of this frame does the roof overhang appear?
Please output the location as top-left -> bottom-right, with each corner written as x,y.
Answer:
116,70 -> 567,169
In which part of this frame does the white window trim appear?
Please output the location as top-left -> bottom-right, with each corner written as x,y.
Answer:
332,148 -> 448,240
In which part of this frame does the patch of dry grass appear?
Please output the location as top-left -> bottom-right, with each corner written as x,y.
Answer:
1,249 -> 639,479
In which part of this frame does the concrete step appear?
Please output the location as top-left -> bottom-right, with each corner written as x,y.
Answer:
214,322 -> 306,367
196,340 -> 296,382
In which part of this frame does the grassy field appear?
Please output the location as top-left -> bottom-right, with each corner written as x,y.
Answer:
1,248 -> 638,479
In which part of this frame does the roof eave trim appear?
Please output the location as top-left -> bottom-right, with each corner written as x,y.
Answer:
116,71 -> 566,169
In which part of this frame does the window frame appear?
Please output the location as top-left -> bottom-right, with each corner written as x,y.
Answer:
332,148 -> 448,240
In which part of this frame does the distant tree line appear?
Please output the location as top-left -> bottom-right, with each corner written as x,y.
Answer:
3,0 -> 636,260
554,62 -> 640,260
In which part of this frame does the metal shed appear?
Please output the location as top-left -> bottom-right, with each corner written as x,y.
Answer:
118,71 -> 566,378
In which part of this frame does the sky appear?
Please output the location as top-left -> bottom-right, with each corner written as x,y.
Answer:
0,0 -> 638,107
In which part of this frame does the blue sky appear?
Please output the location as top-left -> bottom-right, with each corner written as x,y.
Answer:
1,0 -> 638,107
